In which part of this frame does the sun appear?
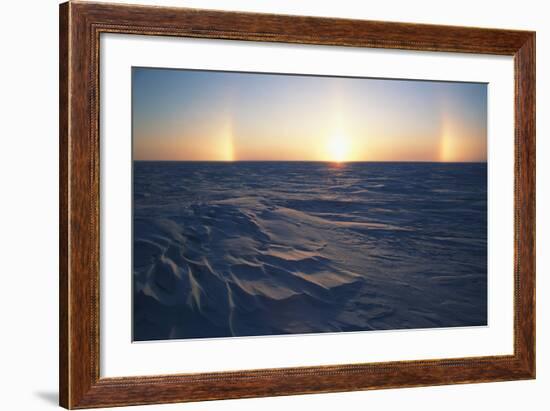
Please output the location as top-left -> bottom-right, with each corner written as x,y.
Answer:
327,135 -> 350,163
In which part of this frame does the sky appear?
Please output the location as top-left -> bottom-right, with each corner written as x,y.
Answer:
132,67 -> 487,162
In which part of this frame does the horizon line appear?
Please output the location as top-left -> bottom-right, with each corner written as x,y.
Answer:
133,160 -> 488,164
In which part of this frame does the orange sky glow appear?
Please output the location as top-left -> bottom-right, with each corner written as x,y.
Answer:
133,68 -> 487,163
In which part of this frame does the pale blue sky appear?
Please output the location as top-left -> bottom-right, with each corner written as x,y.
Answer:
132,67 -> 487,162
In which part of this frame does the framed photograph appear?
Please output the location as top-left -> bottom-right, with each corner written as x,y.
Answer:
59,1 -> 535,409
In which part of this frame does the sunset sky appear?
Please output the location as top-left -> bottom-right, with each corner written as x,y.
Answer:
132,67 -> 487,162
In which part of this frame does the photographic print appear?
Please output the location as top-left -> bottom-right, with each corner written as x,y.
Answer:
60,5 -> 536,406
132,67 -> 488,342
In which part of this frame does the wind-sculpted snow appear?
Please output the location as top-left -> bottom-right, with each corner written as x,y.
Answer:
133,162 -> 487,341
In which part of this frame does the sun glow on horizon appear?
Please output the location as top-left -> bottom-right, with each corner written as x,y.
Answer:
133,68 -> 487,162
326,135 -> 351,163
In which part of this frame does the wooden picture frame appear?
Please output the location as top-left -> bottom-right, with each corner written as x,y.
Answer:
59,1 -> 535,408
